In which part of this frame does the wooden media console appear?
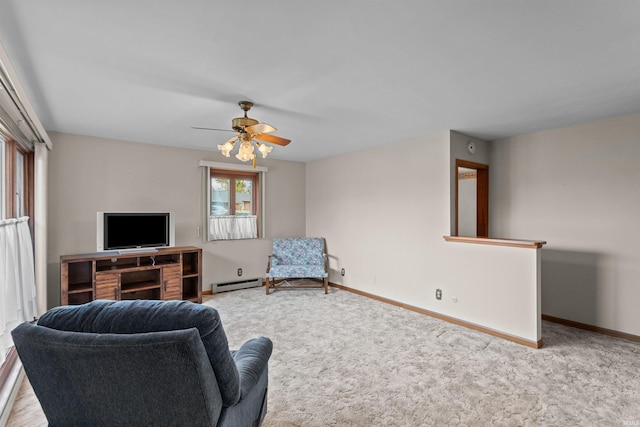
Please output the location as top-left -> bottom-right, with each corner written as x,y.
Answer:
60,246 -> 202,305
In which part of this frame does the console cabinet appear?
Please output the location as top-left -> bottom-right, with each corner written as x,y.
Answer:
61,246 -> 202,305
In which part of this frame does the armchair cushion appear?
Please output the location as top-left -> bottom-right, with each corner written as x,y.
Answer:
37,300 -> 242,406
269,237 -> 326,267
267,265 -> 327,279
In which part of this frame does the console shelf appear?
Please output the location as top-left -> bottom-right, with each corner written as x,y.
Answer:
61,246 -> 202,305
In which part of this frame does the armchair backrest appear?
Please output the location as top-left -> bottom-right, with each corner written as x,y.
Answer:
12,323 -> 222,426
12,300 -> 244,426
271,237 -> 326,266
34,299 -> 242,406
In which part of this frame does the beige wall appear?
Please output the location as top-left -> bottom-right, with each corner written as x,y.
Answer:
47,111 -> 640,339
46,132 -> 306,308
490,113 -> 640,336
306,131 -> 541,343
306,132 -> 451,301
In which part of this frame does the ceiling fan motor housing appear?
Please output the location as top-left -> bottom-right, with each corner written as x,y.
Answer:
232,116 -> 259,132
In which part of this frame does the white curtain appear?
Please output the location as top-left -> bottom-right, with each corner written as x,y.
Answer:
0,217 -> 37,364
209,215 -> 257,240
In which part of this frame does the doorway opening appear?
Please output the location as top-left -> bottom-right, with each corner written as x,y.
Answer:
455,159 -> 489,237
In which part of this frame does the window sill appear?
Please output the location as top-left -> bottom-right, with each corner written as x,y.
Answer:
443,236 -> 546,249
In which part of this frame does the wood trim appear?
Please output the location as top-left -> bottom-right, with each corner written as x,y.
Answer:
60,246 -> 202,262
476,167 -> 489,237
443,235 -> 546,249
4,139 -> 15,217
194,248 -> 203,303
202,289 -> 213,296
456,159 -> 490,170
542,314 -> 640,344
269,284 -> 325,290
24,150 -> 35,236
454,170 -> 458,235
3,140 -> 34,224
254,172 -> 260,237
330,282 -> 543,349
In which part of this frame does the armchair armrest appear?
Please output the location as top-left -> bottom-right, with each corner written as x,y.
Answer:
233,337 -> 273,399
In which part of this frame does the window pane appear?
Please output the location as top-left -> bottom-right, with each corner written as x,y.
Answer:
235,179 -> 252,216
211,177 -> 230,216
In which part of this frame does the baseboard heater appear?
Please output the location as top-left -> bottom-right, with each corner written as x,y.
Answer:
213,278 -> 262,293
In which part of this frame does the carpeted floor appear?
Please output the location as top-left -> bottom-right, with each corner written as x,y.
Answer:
7,283 -> 640,426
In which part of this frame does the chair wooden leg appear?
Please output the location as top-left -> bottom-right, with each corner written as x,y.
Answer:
324,278 -> 328,294
266,278 -> 270,295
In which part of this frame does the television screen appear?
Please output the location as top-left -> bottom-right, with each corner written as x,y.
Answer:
97,212 -> 175,251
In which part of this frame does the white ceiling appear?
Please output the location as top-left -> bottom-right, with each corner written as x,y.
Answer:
1,1 -> 639,162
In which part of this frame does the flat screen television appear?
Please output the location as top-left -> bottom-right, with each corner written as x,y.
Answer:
97,212 -> 175,252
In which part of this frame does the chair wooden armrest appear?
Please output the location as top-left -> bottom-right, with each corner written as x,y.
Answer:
266,254 -> 273,273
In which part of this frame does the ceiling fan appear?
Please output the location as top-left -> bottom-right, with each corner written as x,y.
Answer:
192,101 -> 291,166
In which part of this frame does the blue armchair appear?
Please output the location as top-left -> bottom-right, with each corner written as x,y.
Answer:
11,299 -> 272,427
265,237 -> 329,294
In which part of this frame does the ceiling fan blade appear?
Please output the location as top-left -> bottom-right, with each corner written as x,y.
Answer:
254,133 -> 291,146
246,123 -> 276,134
191,126 -> 236,133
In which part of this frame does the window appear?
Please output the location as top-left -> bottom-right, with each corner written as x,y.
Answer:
0,48 -> 45,400
211,170 -> 257,218
205,165 -> 265,241
0,136 -> 36,370
1,137 -> 33,221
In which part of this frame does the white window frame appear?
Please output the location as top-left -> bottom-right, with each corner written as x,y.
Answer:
0,135 -> 5,219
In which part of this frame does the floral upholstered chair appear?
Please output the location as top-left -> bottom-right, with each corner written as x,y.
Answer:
265,237 -> 329,294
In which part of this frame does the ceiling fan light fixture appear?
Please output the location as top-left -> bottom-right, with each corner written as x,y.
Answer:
194,100 -> 291,166
217,140 -> 235,157
235,140 -> 255,162
257,142 -> 273,158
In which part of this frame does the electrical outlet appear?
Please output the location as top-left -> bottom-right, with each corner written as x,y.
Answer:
436,289 -> 442,300
237,268 -> 242,277
340,268 -> 345,276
